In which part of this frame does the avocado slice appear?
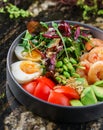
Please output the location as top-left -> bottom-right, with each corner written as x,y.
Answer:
92,85 -> 103,101
94,80 -> 103,87
81,87 -> 97,105
70,99 -> 83,106
76,78 -> 88,87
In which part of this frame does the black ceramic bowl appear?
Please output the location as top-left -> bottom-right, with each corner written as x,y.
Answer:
7,20 -> 103,123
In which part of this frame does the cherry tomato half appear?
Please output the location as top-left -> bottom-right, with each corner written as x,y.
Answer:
34,81 -> 51,101
54,86 -> 80,99
48,91 -> 70,106
37,76 -> 55,89
22,81 -> 37,95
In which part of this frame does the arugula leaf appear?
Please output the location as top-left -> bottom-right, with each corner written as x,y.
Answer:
57,49 -> 65,59
19,30 -> 32,52
73,41 -> 81,59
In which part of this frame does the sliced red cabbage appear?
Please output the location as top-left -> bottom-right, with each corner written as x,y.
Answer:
74,26 -> 80,40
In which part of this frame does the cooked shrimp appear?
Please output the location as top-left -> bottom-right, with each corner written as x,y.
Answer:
76,60 -> 91,80
80,53 -> 89,61
88,47 -> 103,63
88,61 -> 103,84
85,38 -> 103,51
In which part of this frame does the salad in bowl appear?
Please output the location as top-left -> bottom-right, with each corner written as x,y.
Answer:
10,20 -> 103,106
7,20 -> 103,122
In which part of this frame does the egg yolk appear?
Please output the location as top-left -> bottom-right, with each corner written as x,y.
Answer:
22,50 -> 41,61
20,61 -> 40,74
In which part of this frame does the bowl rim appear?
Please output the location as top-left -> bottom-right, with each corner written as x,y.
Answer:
7,20 -> 103,109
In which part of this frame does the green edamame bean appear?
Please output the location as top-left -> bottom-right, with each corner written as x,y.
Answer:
61,80 -> 67,85
63,71 -> 70,78
63,65 -> 68,71
55,76 -> 62,83
71,73 -> 80,78
55,61 -> 63,68
69,57 -> 77,64
66,62 -> 75,72
63,57 -> 69,64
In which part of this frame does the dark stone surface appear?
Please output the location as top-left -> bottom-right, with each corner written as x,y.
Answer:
0,0 -> 34,9
0,3 -> 103,129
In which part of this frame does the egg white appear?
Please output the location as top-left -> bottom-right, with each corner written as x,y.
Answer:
11,61 -> 43,84
15,45 -> 41,61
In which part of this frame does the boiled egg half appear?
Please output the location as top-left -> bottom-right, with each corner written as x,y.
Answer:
15,45 -> 41,62
11,61 -> 43,84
